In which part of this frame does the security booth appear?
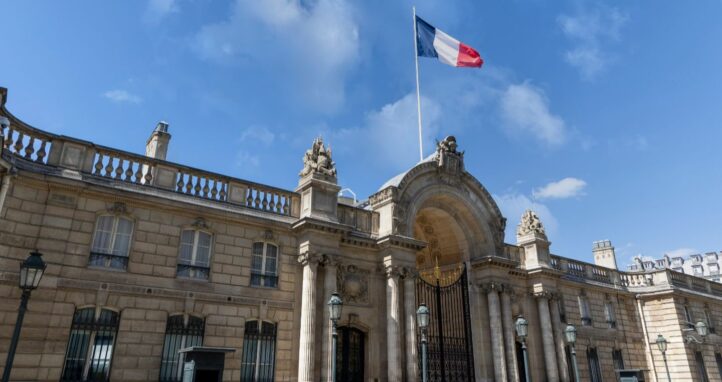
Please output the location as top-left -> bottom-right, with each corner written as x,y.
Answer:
617,369 -> 646,382
179,346 -> 235,382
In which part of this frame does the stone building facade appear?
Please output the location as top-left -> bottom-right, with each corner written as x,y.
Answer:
0,86 -> 721,382
628,251 -> 722,282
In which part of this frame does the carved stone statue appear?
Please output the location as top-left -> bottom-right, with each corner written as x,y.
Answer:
436,135 -> 464,156
299,137 -> 337,178
517,210 -> 546,237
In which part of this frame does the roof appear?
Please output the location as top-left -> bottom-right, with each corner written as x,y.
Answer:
378,153 -> 436,191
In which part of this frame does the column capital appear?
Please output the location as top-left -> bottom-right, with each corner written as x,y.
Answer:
385,265 -> 404,279
320,254 -> 341,267
533,290 -> 553,300
298,252 -> 323,267
480,281 -> 505,293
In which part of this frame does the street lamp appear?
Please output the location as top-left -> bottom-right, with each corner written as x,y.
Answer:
656,334 -> 671,382
328,292 -> 343,382
416,304 -> 430,382
515,316 -> 530,382
564,324 -> 581,382
2,251 -> 47,382
685,321 -> 709,344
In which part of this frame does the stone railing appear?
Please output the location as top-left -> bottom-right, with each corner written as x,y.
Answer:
337,204 -> 379,235
550,255 -> 620,285
0,103 -> 300,217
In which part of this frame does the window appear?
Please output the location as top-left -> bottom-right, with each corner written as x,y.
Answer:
251,242 -> 278,288
705,308 -> 716,334
612,349 -> 625,371
715,353 -> 722,379
578,296 -> 592,326
240,320 -> 277,382
603,301 -> 614,324
177,229 -> 212,280
159,315 -> 205,382
695,351 -> 710,382
693,265 -> 704,276
89,215 -> 133,270
61,308 -> 120,382
684,305 -> 695,329
558,298 -> 567,323
709,264 -> 720,275
586,347 -> 603,382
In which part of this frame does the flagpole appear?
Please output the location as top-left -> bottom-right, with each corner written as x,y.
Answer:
413,6 -> 424,162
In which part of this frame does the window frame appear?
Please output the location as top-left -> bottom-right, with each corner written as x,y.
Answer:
159,314 -> 205,382
61,306 -> 120,382
604,301 -> 617,329
240,320 -> 277,382
89,214 -> 135,270
176,229 -> 213,280
578,295 -> 592,326
250,242 -> 279,288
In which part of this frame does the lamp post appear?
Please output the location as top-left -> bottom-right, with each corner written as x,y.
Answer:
416,304 -> 430,382
656,334 -> 670,382
2,251 -> 47,382
565,324 -> 581,382
328,292 -> 343,382
684,321 -> 709,344
515,316 -> 530,382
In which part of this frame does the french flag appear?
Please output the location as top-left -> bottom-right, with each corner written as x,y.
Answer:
416,16 -> 483,68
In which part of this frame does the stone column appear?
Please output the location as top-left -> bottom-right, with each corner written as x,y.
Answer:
537,293 -> 560,381
487,284 -> 508,382
322,259 -> 338,382
298,254 -> 320,382
386,268 -> 403,382
404,273 -> 419,382
550,296 -> 570,382
501,289 -> 520,382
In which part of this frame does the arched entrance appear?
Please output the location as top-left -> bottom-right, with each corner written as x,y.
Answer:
335,327 -> 364,382
414,206 -> 475,382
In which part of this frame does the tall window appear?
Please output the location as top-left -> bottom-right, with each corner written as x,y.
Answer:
715,353 -> 722,379
251,242 -> 278,288
695,351 -> 710,382
705,308 -> 716,334
578,296 -> 592,326
558,298 -> 567,323
586,347 -> 603,382
61,308 -> 120,382
159,315 -> 205,382
240,320 -> 277,382
604,301 -> 617,329
612,348 -> 625,371
89,215 -> 133,270
177,229 -> 212,280
684,305 -> 695,329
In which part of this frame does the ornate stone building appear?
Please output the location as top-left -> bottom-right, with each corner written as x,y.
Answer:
0,86 -> 721,382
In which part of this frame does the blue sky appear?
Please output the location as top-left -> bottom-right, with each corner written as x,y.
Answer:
2,0 -> 721,266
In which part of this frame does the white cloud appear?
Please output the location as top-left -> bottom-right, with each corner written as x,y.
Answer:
493,193 -> 558,243
102,90 -> 142,104
193,0 -> 359,112
144,0 -> 179,23
240,126 -> 275,146
532,177 -> 587,200
500,82 -> 566,146
558,5 -> 629,79
664,248 -> 698,258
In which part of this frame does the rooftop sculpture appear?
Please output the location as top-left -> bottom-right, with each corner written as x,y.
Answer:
300,137 -> 337,178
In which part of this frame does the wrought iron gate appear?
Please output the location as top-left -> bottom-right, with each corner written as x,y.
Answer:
416,265 -> 475,382
335,327 -> 365,382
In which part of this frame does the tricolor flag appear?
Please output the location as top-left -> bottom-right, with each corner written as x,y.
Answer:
415,16 -> 483,68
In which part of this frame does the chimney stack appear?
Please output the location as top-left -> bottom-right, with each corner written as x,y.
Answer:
593,240 -> 618,270
146,121 -> 171,160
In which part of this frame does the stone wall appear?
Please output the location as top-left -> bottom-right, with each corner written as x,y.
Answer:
0,175 -> 299,381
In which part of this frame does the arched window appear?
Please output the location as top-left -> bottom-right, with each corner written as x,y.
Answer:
159,314 -> 205,382
177,229 -> 212,280
61,307 -> 120,382
251,242 -> 278,288
89,215 -> 134,270
240,320 -> 277,382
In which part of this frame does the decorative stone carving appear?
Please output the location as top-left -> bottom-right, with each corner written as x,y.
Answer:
192,217 -> 209,230
517,210 -> 546,237
436,135 -> 463,156
299,137 -> 336,178
107,202 -> 128,214
337,264 -> 369,305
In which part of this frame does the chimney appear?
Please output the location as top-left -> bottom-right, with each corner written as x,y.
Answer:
593,240 -> 618,270
146,121 -> 171,160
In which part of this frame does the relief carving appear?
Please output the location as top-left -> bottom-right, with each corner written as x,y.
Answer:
337,264 -> 369,305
